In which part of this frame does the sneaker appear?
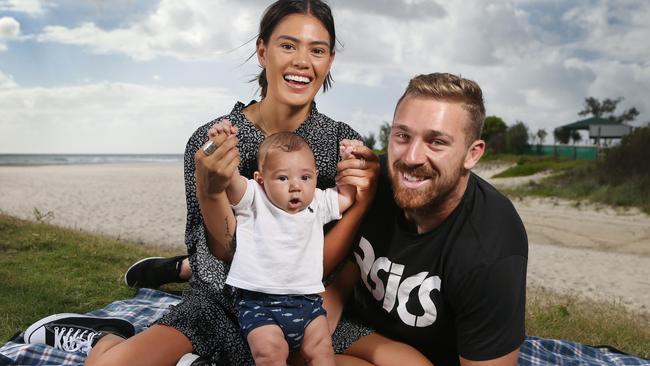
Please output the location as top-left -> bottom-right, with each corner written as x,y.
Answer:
124,255 -> 188,288
24,313 -> 135,354
176,353 -> 213,366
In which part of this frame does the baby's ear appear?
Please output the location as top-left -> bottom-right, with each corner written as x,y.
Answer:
253,171 -> 264,186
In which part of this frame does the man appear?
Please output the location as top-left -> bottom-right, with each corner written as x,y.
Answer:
348,73 -> 527,366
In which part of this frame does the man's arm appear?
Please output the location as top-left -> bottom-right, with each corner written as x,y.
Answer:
322,259 -> 360,334
453,253 -> 527,366
323,145 -> 378,275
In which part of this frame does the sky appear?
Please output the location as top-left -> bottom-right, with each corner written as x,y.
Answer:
1,0 -> 649,154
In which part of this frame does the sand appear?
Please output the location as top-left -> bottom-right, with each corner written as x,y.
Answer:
1,162 -> 649,315
0,163 -> 187,248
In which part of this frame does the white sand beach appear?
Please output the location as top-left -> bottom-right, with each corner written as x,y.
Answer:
1,162 -> 649,316
0,163 -> 187,248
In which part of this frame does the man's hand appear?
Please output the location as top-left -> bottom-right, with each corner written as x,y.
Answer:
336,144 -> 379,209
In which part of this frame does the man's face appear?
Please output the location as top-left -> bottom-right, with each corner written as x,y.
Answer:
388,96 -> 477,211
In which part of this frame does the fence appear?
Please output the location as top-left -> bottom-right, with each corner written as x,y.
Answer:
525,145 -> 597,160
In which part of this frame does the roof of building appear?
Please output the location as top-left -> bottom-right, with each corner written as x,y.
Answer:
558,116 -> 621,130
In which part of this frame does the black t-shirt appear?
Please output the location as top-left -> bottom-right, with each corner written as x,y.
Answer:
351,158 -> 528,366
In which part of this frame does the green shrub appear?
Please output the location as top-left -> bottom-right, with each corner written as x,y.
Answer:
599,126 -> 650,181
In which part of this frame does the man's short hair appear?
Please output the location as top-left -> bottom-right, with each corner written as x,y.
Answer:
395,73 -> 486,144
257,132 -> 314,169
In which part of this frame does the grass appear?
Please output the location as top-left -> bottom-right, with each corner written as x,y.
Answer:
0,213 -> 182,341
1,214 -> 649,358
488,155 -> 593,178
527,287 -> 650,358
500,165 -> 650,214
482,154 -> 650,214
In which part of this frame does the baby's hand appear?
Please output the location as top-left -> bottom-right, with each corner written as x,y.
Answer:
339,139 -> 365,160
208,119 -> 238,139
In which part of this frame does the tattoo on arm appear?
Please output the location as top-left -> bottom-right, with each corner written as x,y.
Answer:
224,218 -> 235,256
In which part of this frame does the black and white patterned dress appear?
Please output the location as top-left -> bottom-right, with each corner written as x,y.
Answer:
157,101 -> 373,364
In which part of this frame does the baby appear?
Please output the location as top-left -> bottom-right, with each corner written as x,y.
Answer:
209,120 -> 363,365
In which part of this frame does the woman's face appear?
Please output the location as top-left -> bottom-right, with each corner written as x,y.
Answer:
257,13 -> 335,108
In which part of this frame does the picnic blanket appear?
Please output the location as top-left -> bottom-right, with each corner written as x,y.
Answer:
2,288 -> 648,365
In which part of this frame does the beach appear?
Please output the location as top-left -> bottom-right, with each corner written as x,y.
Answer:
1,162 -> 649,316
0,163 -> 187,248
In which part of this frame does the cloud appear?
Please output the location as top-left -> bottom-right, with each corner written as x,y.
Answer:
0,0 -> 47,17
348,109 -> 392,138
0,16 -> 20,38
0,82 -> 236,153
20,0 -> 650,134
559,0 -> 650,64
0,70 -> 17,88
335,0 -> 650,130
0,16 -> 20,50
330,1 -> 537,86
332,0 -> 446,20
0,16 -> 33,50
37,0 -> 262,61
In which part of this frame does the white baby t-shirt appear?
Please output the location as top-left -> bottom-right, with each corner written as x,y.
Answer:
225,179 -> 341,295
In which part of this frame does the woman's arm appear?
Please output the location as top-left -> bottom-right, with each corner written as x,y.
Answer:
194,132 -> 240,262
322,145 -> 379,275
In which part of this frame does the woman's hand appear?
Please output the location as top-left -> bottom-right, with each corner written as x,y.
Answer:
194,119 -> 240,262
194,119 -> 240,198
335,144 -> 379,209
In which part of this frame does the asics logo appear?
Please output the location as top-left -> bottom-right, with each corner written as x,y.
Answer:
354,237 -> 441,328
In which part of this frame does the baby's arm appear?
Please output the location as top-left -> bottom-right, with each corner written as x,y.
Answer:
336,139 -> 365,213
209,120 -> 247,205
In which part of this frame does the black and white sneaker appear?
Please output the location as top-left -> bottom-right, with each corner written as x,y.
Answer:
176,353 -> 213,366
124,255 -> 188,288
24,313 -> 135,354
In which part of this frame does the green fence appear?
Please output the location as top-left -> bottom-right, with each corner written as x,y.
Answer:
525,145 -> 597,160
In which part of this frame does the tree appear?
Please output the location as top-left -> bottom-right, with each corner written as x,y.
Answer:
536,128 -> 548,145
482,116 -> 507,142
378,121 -> 391,152
570,130 -> 582,145
362,132 -> 377,150
578,97 -> 639,124
505,121 -> 530,154
554,127 -> 571,144
482,116 -> 508,153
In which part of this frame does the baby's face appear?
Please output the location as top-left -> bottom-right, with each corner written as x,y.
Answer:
258,148 -> 318,214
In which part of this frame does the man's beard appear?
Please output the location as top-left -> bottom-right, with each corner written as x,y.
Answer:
389,160 -> 464,213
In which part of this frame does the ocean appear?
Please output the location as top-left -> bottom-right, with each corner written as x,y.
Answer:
0,154 -> 184,166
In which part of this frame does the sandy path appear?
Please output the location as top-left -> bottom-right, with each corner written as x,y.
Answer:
1,162 -> 649,316
528,243 -> 650,314
515,199 -> 650,314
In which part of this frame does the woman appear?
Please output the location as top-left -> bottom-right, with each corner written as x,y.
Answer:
27,1 -> 429,364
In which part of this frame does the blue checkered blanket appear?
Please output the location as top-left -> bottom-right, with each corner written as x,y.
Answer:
2,288 -> 648,365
